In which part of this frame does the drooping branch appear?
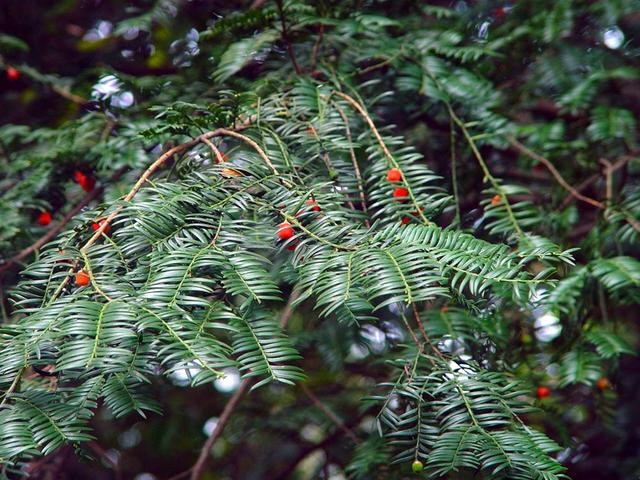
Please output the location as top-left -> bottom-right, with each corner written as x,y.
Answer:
332,91 -> 431,225
0,166 -> 128,275
187,290 -> 301,480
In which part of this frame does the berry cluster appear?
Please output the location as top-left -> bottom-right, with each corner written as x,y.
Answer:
276,200 -> 321,251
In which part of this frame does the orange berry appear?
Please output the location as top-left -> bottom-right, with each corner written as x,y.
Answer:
6,66 -> 20,81
440,306 -> 449,313
38,211 -> 52,226
491,194 -> 502,206
536,386 -> 551,399
393,187 -> 409,200
386,168 -> 402,182
278,222 -> 294,240
596,377 -> 610,391
75,271 -> 90,286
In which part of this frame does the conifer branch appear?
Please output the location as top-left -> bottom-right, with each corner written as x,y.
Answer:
332,91 -> 431,225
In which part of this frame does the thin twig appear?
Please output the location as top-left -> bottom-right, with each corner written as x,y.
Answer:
187,291 -> 300,480
310,24 -> 325,71
50,85 -> 88,105
508,139 -> 640,232
0,367 -> 24,408
189,378 -> 251,480
0,166 -> 128,275
271,411 -> 370,480
412,304 -> 445,361
275,0 -> 302,75
450,116 -> 461,225
508,136 -> 604,209
446,106 -> 523,237
201,137 -> 225,164
599,158 -> 614,204
217,128 -> 279,174
300,383 -> 359,443
558,154 -> 633,209
333,101 -> 370,226
87,440 -> 122,480
332,91 -> 430,225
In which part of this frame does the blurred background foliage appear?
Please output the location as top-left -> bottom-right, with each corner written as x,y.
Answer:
1,0 -> 640,479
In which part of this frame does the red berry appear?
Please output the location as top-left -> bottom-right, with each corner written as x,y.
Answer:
306,200 -> 321,212
38,211 -> 52,226
6,66 -> 20,81
278,222 -> 294,240
393,187 -> 409,200
73,170 -> 86,184
286,242 -> 297,251
75,271 -> 90,286
491,194 -> 502,206
536,386 -> 551,399
494,6 -> 506,19
401,217 -> 410,225
386,168 -> 402,182
596,377 -> 610,391
80,176 -> 95,192
91,219 -> 111,234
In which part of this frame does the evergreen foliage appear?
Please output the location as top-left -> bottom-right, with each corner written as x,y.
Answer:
0,0 -> 638,478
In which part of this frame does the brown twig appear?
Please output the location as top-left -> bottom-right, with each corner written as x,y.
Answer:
0,166 -> 127,276
275,0 -> 302,75
201,137 -> 225,164
412,304 -> 444,360
249,0 -> 268,9
508,138 -> 640,233
300,383 -> 359,443
559,154 -> 634,210
186,291 -> 300,480
599,158 -> 614,204
217,128 -> 279,174
333,101 -> 370,226
51,84 -> 88,105
332,91 -> 430,225
310,24 -> 325,71
507,136 -> 604,209
189,377 -> 251,480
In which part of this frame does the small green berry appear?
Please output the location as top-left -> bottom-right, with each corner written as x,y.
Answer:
412,460 -> 424,473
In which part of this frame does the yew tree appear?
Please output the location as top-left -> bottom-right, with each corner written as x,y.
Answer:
0,1 -> 639,478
